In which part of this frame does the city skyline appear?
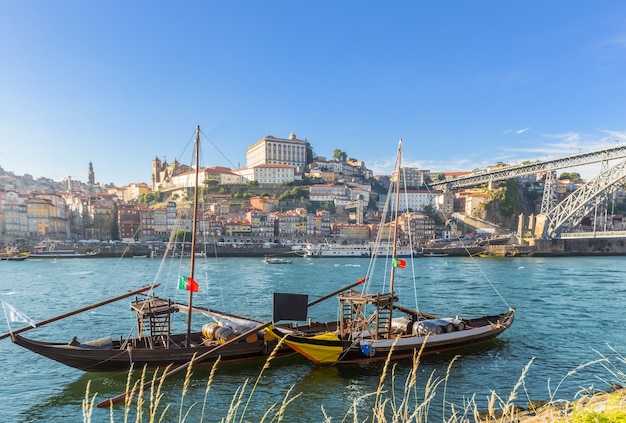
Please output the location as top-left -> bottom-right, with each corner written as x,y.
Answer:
1,2 -> 626,186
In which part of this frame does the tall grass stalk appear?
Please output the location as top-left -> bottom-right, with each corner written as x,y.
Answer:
81,380 -> 96,423
239,337 -> 287,422
178,355 -> 196,423
148,364 -> 172,423
199,357 -> 220,423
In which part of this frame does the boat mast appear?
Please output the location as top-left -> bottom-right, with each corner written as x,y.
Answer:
389,139 -> 403,295
185,125 -> 201,347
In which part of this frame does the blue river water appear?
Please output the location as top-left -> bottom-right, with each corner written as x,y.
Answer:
1,255 -> 625,422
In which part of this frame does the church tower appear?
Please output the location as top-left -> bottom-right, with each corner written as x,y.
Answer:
152,156 -> 162,191
88,161 -> 95,185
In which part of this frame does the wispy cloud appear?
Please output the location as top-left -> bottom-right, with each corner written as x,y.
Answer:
503,127 -> 530,135
606,35 -> 626,49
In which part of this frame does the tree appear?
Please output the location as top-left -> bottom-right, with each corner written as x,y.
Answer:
559,172 -> 581,183
173,230 -> 193,242
333,149 -> 348,162
110,203 -> 120,240
305,141 -> 314,166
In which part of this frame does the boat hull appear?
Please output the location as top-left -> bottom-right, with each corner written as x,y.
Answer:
270,309 -> 515,364
12,331 -> 289,372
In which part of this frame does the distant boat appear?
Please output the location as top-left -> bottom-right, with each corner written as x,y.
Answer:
422,252 -> 449,257
303,243 -> 370,258
29,242 -> 99,259
0,248 -> 29,261
263,256 -> 292,264
304,242 -> 418,258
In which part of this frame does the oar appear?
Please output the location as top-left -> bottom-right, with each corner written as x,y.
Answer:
0,284 -> 160,341
96,320 -> 272,409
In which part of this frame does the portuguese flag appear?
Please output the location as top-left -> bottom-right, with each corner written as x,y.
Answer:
392,258 -> 407,269
178,275 -> 199,292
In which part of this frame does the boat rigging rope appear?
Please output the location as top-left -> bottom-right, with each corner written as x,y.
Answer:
421,184 -> 513,310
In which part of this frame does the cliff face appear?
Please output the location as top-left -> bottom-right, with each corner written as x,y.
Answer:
476,181 -> 536,232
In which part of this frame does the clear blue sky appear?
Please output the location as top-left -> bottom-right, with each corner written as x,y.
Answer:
1,1 -> 625,186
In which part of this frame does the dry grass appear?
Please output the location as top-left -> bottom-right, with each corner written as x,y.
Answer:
81,344 -> 626,423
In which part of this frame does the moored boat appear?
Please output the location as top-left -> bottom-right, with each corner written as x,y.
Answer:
303,243 -> 371,258
3,127 -> 291,375
29,242 -> 99,258
0,247 -> 30,261
269,140 -> 515,365
304,242 -> 419,258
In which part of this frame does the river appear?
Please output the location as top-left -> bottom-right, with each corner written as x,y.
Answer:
1,255 -> 624,422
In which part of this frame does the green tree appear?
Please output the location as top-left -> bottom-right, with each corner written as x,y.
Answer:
110,203 -> 120,240
305,141 -> 314,166
498,180 -> 518,217
173,230 -> 193,242
559,172 -> 581,183
333,149 -> 348,161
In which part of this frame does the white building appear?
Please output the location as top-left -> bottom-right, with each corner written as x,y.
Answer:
246,132 -> 307,172
234,164 -> 296,185
378,190 -> 440,213
170,167 -> 244,188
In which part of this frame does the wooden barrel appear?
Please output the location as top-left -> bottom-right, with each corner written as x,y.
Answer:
202,322 -> 220,340
215,327 -> 236,343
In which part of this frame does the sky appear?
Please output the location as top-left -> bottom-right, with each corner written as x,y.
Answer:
1,1 -> 626,186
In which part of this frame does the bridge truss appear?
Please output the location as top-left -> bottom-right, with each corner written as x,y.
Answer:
427,144 -> 626,238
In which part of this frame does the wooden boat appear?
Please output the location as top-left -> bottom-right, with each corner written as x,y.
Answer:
10,298 -> 290,372
269,140 -> 515,364
0,248 -> 29,261
4,127 -> 296,373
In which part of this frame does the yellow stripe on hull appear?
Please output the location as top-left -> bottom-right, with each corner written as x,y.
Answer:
285,332 -> 343,364
270,328 -> 343,364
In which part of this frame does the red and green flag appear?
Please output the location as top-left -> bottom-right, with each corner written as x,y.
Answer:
178,275 -> 199,292
392,258 -> 406,269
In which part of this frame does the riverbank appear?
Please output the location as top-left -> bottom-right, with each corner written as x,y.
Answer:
516,387 -> 626,422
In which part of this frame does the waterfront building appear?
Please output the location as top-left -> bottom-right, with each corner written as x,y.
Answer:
0,190 -> 28,240
313,210 -> 331,237
224,220 -> 251,239
246,210 -> 274,239
26,193 -> 70,240
118,204 -> 141,241
275,208 -> 307,238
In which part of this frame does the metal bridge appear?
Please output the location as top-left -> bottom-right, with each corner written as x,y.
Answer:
427,145 -> 626,239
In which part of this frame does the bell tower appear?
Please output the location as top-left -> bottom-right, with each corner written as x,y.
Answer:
88,161 -> 95,185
